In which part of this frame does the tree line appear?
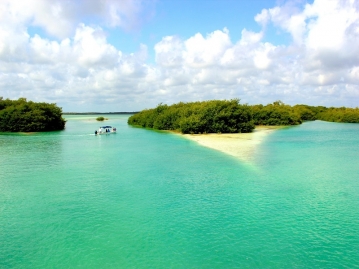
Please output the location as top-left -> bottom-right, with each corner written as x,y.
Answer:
128,99 -> 255,134
0,97 -> 66,132
128,100 -> 359,134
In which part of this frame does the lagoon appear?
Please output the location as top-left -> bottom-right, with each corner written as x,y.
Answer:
1,115 -> 359,268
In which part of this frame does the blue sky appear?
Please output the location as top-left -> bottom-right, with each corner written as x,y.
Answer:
79,0 -> 292,61
0,0 -> 358,112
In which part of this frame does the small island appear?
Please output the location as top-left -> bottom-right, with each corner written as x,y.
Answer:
128,99 -> 359,134
0,97 -> 66,132
128,99 -> 255,134
128,99 -> 359,161
96,116 -> 108,121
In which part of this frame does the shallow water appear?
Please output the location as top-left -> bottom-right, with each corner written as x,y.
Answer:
1,116 -> 358,268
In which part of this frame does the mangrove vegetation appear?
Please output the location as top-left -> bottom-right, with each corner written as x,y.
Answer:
0,97 -> 66,132
128,100 -> 359,134
251,101 -> 302,125
128,99 -> 255,134
96,116 -> 108,121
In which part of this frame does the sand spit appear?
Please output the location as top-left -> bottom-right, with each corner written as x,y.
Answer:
182,126 -> 284,162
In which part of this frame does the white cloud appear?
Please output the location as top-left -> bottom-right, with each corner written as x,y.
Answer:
255,9 -> 270,27
0,0 -> 359,111
73,24 -> 119,67
184,29 -> 231,68
155,36 -> 184,68
0,0 -> 155,39
239,29 -> 263,45
253,43 -> 275,70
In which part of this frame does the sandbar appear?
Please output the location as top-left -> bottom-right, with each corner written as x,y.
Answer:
182,126 -> 283,162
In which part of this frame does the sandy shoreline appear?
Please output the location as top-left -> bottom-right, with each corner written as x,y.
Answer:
182,126 -> 284,162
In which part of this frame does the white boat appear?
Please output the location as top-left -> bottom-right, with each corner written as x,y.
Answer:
95,126 -> 116,135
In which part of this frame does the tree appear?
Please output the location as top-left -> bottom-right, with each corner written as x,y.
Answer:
251,101 -> 302,125
128,99 -> 255,134
0,98 -> 66,132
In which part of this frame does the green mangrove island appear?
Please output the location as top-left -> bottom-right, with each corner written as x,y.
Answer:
2,97 -> 358,134
96,116 -> 108,121
0,97 -> 66,132
128,99 -> 359,134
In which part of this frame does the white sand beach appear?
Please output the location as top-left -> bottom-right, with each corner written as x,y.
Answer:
183,126 -> 283,162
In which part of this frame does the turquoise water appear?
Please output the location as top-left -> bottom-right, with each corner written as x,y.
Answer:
1,115 -> 359,268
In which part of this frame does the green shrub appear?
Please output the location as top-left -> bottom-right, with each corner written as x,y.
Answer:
0,97 -> 66,132
128,100 -> 359,134
251,101 -> 302,126
128,99 -> 255,134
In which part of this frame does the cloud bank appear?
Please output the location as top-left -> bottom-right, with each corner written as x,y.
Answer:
0,0 -> 358,111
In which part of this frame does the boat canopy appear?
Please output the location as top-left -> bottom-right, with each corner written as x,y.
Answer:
100,126 -> 112,128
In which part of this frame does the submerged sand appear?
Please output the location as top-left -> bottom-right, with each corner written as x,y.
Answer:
182,126 -> 283,162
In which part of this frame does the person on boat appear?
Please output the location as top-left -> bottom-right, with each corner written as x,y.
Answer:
95,130 -> 98,135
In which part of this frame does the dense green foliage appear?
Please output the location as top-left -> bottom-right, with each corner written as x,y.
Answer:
292,104 -> 359,123
129,99 -> 359,133
250,102 -> 359,125
315,107 -> 359,123
96,116 -> 105,121
0,97 -> 66,132
252,101 -> 302,125
293,104 -> 325,121
128,99 -> 255,134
